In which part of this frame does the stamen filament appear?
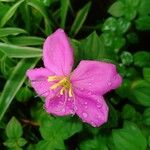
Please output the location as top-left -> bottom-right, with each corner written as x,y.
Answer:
60,87 -> 65,95
48,75 -> 74,97
69,87 -> 73,97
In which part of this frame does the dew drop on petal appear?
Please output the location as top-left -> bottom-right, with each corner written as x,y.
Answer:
61,108 -> 65,113
88,83 -> 92,86
71,111 -> 75,116
108,82 -> 112,86
97,104 -> 102,108
82,119 -> 86,123
59,101 -> 63,105
74,106 -> 78,111
91,121 -> 96,127
80,87 -> 84,91
84,101 -> 88,105
82,112 -> 88,118
97,115 -> 101,119
88,91 -> 92,95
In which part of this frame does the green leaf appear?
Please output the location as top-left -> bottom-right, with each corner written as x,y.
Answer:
106,103 -> 119,128
0,55 -> 16,78
112,122 -> 147,150
37,116 -> 82,150
6,117 -> 23,138
127,32 -> 138,44
143,68 -> 150,82
148,136 -> 150,148
138,0 -> 150,15
143,108 -> 150,126
136,16 -> 150,30
0,28 -> 27,38
124,0 -> 140,8
102,17 -> 130,34
16,86 -> 33,102
121,104 -> 136,120
70,2 -> 91,36
9,36 -> 44,46
133,51 -> 150,67
120,51 -> 133,65
0,58 -> 39,120
27,0 -> 52,35
40,118 -> 82,140
0,42 -> 42,58
17,137 -> 27,147
0,0 -> 15,2
19,1 -> 31,32
108,1 -> 125,17
40,0 -> 54,7
116,79 -> 132,98
36,139 -> 65,150
4,139 -> 16,148
79,31 -> 102,60
0,0 -> 24,27
80,136 -> 109,150
122,0 -> 140,20
132,80 -> 150,106
102,17 -> 117,32
60,0 -> 70,28
117,18 -> 131,34
79,31 -> 115,62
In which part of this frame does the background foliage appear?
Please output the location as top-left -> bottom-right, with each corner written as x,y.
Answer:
0,0 -> 150,149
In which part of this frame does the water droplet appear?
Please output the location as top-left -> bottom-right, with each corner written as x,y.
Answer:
80,88 -> 84,91
74,106 -> 78,111
97,104 -> 102,108
91,121 -> 96,127
85,105 -> 88,109
61,108 -> 65,113
88,91 -> 92,95
108,82 -> 112,86
97,115 -> 101,119
82,119 -> 86,123
58,95 -> 61,98
84,101 -> 88,105
82,112 -> 88,118
71,111 -> 75,116
88,83 -> 92,86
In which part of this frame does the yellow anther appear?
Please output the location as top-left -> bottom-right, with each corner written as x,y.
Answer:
48,76 -> 58,82
50,82 -> 60,90
48,76 -> 73,97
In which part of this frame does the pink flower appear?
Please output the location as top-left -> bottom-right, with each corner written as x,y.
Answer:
27,29 -> 122,127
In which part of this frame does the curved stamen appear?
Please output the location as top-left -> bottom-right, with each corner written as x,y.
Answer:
48,75 -> 73,98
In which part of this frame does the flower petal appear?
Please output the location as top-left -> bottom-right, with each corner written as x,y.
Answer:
74,89 -> 108,127
71,60 -> 122,95
43,29 -> 74,76
45,94 -> 74,116
26,68 -> 54,97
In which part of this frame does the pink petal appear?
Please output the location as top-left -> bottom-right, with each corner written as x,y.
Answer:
74,89 -> 108,127
43,28 -> 74,76
26,68 -> 54,97
71,60 -> 122,95
45,94 -> 74,116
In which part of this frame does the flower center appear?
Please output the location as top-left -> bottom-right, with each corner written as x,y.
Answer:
48,76 -> 73,97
